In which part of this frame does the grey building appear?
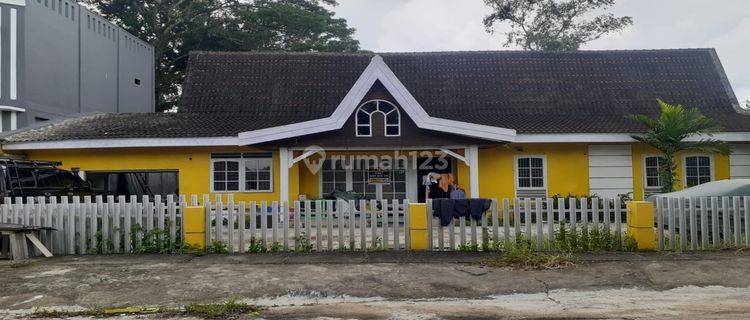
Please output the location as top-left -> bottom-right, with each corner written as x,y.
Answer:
0,0 -> 154,132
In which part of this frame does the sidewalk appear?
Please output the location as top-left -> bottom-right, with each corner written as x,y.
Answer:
2,251 -> 750,319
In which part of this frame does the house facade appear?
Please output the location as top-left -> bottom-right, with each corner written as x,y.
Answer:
1,49 -> 749,202
0,0 -> 154,132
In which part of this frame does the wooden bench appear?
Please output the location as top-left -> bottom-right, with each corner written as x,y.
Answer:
0,224 -> 56,260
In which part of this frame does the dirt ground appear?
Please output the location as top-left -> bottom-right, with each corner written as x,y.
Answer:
2,251 -> 750,319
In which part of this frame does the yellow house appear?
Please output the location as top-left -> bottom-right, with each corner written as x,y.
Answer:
1,49 -> 749,203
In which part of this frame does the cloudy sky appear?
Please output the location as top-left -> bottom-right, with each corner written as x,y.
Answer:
334,0 -> 750,105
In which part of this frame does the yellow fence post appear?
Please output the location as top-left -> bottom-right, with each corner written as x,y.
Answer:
183,206 -> 207,250
409,203 -> 429,251
626,201 -> 656,250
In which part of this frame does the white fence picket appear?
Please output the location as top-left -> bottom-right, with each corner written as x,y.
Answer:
689,197 -> 697,250
272,200 -> 280,248
316,200 -> 323,252
393,200 -> 401,250
238,201 -> 246,254
370,200 -> 378,250
349,200 -> 356,251
722,197 -> 730,245
503,199 -> 510,247
227,196 -> 235,253
535,198 -> 543,250
678,197 -> 687,251
733,197 -> 741,246
325,200 -> 333,251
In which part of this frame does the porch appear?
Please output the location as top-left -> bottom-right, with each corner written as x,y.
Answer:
278,146 -> 482,204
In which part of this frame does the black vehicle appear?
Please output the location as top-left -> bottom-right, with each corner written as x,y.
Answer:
0,158 -> 95,200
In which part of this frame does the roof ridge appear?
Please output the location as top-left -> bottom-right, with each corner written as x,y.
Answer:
190,48 -> 716,57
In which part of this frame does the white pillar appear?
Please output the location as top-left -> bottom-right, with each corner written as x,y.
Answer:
279,147 -> 290,204
466,145 -> 480,198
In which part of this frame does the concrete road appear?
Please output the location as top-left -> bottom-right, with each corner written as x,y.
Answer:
1,252 -> 750,319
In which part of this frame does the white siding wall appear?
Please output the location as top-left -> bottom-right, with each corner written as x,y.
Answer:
588,145 -> 633,198
730,144 -> 750,179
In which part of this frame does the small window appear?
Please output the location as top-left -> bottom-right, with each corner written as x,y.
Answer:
684,155 -> 712,188
134,78 -> 141,86
212,160 -> 240,192
355,100 -> 400,137
35,117 -> 49,123
516,156 -> 545,189
244,157 -> 272,192
644,156 -> 666,189
211,153 -> 273,192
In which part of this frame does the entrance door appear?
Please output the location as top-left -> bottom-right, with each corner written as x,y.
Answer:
417,157 -> 454,203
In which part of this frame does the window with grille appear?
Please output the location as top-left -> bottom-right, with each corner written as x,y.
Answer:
351,159 -> 377,198
355,100 -> 400,137
211,153 -> 273,192
644,156 -> 666,189
321,159 -> 348,194
322,158 -> 408,200
516,156 -> 545,189
684,155 -> 711,188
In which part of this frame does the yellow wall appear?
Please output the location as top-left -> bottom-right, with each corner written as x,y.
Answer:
20,147 -> 295,203
478,144 -> 590,199
632,144 -> 730,200
299,154 -> 321,199
13,143 -> 733,203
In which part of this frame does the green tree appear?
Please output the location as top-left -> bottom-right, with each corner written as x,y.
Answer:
483,0 -> 632,51
627,100 -> 732,193
82,0 -> 360,111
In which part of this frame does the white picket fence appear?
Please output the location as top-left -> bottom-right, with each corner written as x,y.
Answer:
204,195 -> 410,253
426,197 -> 628,251
9,194 -> 747,255
654,196 -> 750,251
205,196 -> 628,253
0,195 -> 185,255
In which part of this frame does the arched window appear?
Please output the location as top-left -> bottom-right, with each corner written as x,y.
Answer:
355,100 -> 401,137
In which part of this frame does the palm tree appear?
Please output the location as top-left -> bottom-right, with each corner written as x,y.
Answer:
627,100 -> 732,193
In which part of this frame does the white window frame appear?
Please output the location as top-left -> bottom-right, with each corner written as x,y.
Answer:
642,154 -> 666,190
355,99 -> 401,137
682,154 -> 714,188
210,153 -> 274,193
318,157 -> 409,200
210,158 -> 242,193
514,155 -> 547,190
319,158 -> 351,196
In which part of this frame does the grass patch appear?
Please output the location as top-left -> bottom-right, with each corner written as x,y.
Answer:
480,247 -> 574,270
184,299 -> 260,319
30,299 -> 260,319
481,252 -> 574,270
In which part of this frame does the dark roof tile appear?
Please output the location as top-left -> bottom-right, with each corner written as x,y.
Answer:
4,49 -> 750,143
